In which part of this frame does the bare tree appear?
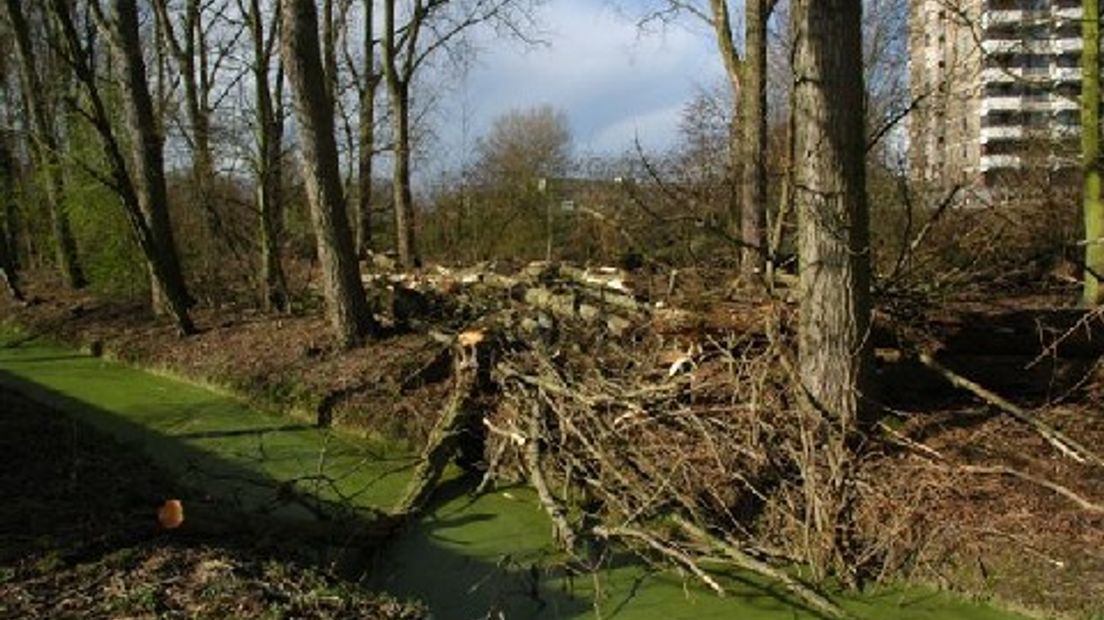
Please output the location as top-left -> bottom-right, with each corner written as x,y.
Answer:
333,0 -> 380,257
476,104 -> 570,184
469,104 -> 571,259
1083,0 -> 1102,305
47,0 -> 194,333
639,0 -> 777,281
381,0 -> 540,268
239,0 -> 290,312
734,0 -> 770,279
101,0 -> 196,328
354,0 -> 378,257
3,0 -> 85,289
281,0 -> 377,347
380,0 -> 417,268
791,0 -> 871,580
151,0 -> 243,239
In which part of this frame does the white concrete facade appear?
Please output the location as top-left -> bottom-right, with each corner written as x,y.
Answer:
909,0 -> 1097,194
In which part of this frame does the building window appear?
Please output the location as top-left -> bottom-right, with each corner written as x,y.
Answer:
1056,53 -> 1080,68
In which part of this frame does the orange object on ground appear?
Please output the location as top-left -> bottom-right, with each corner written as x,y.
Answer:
157,499 -> 184,529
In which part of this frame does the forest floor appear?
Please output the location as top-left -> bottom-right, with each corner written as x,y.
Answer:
1,268 -> 1103,618
0,384 -> 426,620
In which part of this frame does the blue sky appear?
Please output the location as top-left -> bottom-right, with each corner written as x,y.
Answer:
441,0 -> 726,159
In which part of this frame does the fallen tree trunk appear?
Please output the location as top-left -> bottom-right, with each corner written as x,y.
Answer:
392,337 -> 483,516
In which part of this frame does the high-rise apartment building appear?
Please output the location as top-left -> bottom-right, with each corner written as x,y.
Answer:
909,0 -> 1090,197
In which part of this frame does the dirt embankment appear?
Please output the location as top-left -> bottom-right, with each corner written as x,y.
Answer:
0,277 -> 452,445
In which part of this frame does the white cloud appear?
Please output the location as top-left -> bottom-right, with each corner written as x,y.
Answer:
447,0 -> 724,157
590,101 -> 687,152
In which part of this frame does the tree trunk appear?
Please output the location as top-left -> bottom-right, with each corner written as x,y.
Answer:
45,0 -> 193,333
0,226 -> 22,302
248,0 -> 289,312
0,129 -> 25,301
153,0 -> 222,238
793,0 -> 871,427
322,0 -> 338,105
382,0 -> 418,269
110,0 -> 194,329
390,82 -> 418,269
707,0 -> 743,242
739,0 -> 768,280
356,0 -> 376,258
3,187 -> 18,271
791,0 -> 871,582
186,17 -> 219,238
188,87 -> 220,237
706,0 -> 769,283
281,0 -> 377,347
1083,0 -> 1102,306
5,0 -> 85,289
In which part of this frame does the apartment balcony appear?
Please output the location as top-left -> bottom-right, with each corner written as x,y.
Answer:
982,67 -> 1024,82
982,96 -> 1024,112
981,9 -> 1023,27
1054,6 -> 1083,19
1053,38 -> 1083,54
980,154 -> 1023,171
981,125 -> 1025,142
1053,66 -> 1083,82
982,39 -> 1023,54
1051,94 -> 1080,110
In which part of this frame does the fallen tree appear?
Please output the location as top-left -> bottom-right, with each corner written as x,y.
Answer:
374,261 -> 849,615
373,258 -> 1103,617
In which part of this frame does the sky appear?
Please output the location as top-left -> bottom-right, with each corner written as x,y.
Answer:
439,0 -> 727,161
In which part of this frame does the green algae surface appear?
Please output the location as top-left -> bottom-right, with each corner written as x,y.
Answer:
0,326 -> 1030,620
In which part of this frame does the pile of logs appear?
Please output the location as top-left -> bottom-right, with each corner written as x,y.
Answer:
362,260 -> 661,335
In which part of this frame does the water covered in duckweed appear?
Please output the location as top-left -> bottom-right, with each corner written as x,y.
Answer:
0,326 -> 1028,620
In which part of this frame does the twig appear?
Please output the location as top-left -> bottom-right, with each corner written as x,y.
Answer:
592,524 -> 726,596
881,424 -> 1104,515
525,398 -> 578,552
876,420 -> 945,461
955,465 -> 1104,514
1025,305 -> 1104,370
918,353 -> 1104,467
674,518 -> 848,619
